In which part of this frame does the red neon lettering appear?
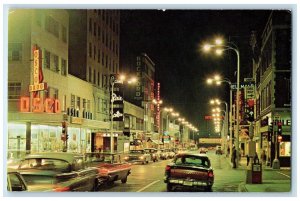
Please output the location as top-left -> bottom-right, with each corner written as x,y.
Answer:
32,98 -> 43,112
20,97 -> 30,112
54,99 -> 61,113
44,98 -> 54,113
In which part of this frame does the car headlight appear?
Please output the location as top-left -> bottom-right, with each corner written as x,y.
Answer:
139,156 -> 144,159
124,157 -> 129,160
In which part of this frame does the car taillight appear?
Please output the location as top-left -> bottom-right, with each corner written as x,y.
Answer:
99,168 -> 109,175
54,186 -> 70,192
208,171 -> 214,178
165,165 -> 171,171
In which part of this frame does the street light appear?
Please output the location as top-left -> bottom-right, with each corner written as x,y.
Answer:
110,74 -> 136,154
203,38 -> 240,167
207,75 -> 233,156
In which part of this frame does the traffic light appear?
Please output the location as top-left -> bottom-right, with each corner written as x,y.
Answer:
61,121 -> 67,141
277,122 -> 282,135
247,99 -> 255,122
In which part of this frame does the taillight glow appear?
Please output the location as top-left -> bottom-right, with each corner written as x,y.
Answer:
54,186 -> 70,192
165,165 -> 171,171
208,171 -> 214,177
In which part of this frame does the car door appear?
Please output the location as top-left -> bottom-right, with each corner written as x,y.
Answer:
7,172 -> 27,191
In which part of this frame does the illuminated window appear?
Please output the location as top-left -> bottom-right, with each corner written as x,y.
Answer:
76,97 -> 81,110
279,142 -> 291,157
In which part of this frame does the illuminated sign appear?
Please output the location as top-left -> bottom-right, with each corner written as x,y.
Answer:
156,82 -> 161,132
20,97 -> 61,113
29,46 -> 47,93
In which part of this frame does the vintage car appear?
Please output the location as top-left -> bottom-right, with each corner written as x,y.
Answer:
85,152 -> 131,185
124,150 -> 151,164
164,153 -> 214,192
158,149 -> 169,160
215,146 -> 223,155
17,152 -> 100,192
7,170 -> 28,191
144,148 -> 159,162
199,147 -> 208,154
165,149 -> 176,159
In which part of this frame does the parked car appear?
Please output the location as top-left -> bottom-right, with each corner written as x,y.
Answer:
177,148 -> 188,154
144,148 -> 159,162
215,146 -> 223,155
199,147 -> 208,154
158,149 -> 168,160
17,152 -> 100,192
7,170 -> 28,191
164,153 -> 214,192
85,152 -> 131,185
165,148 -> 176,159
124,150 -> 151,164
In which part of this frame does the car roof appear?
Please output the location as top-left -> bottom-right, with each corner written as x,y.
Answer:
176,153 -> 209,158
24,152 -> 84,163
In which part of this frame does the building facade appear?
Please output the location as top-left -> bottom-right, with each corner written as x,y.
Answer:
252,11 -> 291,167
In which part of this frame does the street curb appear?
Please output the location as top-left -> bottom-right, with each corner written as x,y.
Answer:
238,182 -> 248,192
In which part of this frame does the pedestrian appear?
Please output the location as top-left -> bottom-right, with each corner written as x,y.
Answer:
227,147 -> 230,158
246,154 -> 250,166
232,147 -> 237,168
261,150 -> 266,164
254,152 -> 259,164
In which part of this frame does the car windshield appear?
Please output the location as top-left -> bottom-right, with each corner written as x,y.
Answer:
18,158 -> 70,172
87,154 -> 113,163
130,150 -> 144,154
174,155 -> 210,168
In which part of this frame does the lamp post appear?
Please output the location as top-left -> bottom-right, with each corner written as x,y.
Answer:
210,99 -> 228,154
204,39 -> 240,167
110,74 -> 136,154
207,76 -> 233,156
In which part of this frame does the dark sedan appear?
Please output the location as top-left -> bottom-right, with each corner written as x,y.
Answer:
164,153 -> 214,192
17,152 -> 99,192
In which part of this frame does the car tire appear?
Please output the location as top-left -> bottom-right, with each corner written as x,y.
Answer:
121,176 -> 128,184
205,185 -> 213,192
167,183 -> 173,192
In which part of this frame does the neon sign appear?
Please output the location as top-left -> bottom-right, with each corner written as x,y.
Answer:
20,97 -> 61,113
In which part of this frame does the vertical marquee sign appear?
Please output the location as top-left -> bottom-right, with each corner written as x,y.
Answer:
156,82 -> 161,132
20,44 -> 61,113
110,74 -> 124,121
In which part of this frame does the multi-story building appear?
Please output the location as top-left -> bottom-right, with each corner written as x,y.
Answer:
7,9 -> 144,159
252,11 -> 291,167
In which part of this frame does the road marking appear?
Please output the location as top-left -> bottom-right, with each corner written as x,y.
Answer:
136,180 -> 160,192
277,171 -> 291,178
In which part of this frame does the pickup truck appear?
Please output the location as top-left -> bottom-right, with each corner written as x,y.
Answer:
164,153 -> 214,192
85,152 -> 131,186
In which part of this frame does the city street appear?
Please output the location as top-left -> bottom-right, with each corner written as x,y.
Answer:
97,150 -> 291,192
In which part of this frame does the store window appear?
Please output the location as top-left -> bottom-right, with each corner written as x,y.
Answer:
8,123 -> 26,159
279,142 -> 291,157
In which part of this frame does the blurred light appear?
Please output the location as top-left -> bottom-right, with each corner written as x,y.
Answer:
216,81 -> 221,85
119,74 -> 126,81
214,75 -> 221,81
128,77 -> 137,84
207,78 -> 213,84
215,38 -> 223,45
215,49 -> 223,55
203,44 -> 212,52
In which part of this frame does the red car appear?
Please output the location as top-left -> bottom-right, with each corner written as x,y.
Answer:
85,152 -> 131,186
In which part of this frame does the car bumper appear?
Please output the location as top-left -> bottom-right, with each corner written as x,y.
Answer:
164,177 -> 213,187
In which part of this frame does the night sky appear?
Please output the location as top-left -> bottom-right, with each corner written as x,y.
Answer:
120,10 -> 272,135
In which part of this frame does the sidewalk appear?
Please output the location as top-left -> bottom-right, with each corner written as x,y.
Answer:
224,156 -> 291,192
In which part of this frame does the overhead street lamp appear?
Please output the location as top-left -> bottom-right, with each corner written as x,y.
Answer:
110,74 -> 136,154
203,38 -> 241,167
207,75 -> 233,156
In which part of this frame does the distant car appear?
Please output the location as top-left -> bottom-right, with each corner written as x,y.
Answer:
215,146 -> 223,155
164,153 -> 214,192
124,150 -> 151,164
7,171 -> 28,191
158,149 -> 168,160
177,148 -> 188,154
165,148 -> 176,159
144,148 -> 159,162
17,152 -> 99,192
199,147 -> 208,154
85,152 -> 131,185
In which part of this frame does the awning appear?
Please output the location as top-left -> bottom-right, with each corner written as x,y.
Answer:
152,140 -> 163,145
